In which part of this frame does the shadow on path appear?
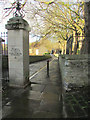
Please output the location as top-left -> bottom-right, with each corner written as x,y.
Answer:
2,57 -> 64,118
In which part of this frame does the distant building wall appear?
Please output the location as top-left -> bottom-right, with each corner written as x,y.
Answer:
29,46 -> 49,55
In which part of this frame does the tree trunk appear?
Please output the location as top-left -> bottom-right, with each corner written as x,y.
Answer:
80,2 -> 90,54
73,31 -> 78,54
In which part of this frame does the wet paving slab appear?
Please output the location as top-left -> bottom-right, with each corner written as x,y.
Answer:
29,58 -> 53,77
2,57 -> 89,119
2,57 -> 63,118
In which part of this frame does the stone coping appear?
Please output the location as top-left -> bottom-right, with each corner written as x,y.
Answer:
60,54 -> 90,60
5,17 -> 30,31
7,17 -> 29,26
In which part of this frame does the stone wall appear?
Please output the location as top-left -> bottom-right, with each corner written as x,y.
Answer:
0,39 -> 2,79
0,39 -> 2,120
59,54 -> 89,91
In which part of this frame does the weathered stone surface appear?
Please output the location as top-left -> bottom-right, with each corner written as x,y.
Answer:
5,17 -> 30,87
0,38 -> 2,120
59,54 -> 89,91
0,39 -> 2,80
5,17 -> 30,31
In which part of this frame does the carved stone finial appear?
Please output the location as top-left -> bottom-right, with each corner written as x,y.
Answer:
4,0 -> 25,18
14,0 -> 22,17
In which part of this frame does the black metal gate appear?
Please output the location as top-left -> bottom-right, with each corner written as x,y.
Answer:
0,32 -> 8,55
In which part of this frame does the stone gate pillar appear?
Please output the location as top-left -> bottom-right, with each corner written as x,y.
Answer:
6,17 -> 30,88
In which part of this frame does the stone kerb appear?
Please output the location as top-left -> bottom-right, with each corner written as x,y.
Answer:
59,54 -> 89,91
5,17 -> 30,88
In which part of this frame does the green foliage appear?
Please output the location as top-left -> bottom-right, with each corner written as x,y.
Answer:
29,55 -> 51,63
2,55 -> 51,69
77,50 -> 80,54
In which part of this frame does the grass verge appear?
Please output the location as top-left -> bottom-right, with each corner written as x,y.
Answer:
29,55 -> 51,64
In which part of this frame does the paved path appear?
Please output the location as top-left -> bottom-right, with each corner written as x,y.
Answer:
2,57 -> 63,118
2,57 -> 88,119
29,57 -> 52,78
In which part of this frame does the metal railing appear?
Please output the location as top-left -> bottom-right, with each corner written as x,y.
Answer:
0,32 -> 8,55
